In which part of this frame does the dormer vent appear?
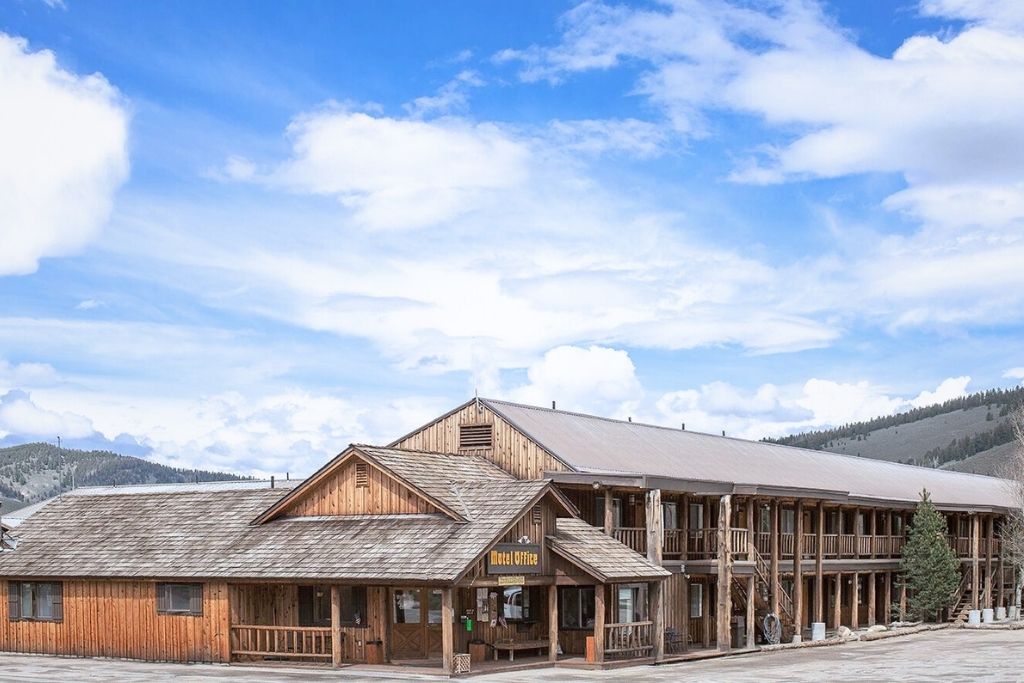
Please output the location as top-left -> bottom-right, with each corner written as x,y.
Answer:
459,424 -> 493,449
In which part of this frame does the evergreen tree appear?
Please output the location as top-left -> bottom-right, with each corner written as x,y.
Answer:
900,489 -> 960,621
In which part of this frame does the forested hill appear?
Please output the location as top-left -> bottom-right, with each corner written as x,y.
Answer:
769,386 -> 1024,476
0,442 -> 248,511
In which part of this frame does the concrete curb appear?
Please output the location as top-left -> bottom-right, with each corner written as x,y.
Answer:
757,623 -> 950,655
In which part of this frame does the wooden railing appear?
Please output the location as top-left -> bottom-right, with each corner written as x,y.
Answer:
688,528 -> 717,558
839,534 -> 855,557
780,532 -> 794,557
756,531 -> 771,554
663,528 -> 685,555
731,528 -> 749,558
803,533 -> 817,557
856,536 -> 872,557
613,527 -> 647,554
948,536 -> 972,557
604,621 -> 653,658
822,534 -> 838,557
230,625 -> 333,660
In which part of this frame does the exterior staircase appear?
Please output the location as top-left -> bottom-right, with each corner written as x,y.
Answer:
947,570 -> 973,625
733,546 -> 797,643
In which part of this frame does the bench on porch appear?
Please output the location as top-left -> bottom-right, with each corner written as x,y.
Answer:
492,638 -> 550,662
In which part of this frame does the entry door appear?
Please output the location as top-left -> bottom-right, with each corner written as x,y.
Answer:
390,588 -> 446,659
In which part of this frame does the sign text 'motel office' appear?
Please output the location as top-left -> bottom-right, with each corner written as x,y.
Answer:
487,543 -> 541,575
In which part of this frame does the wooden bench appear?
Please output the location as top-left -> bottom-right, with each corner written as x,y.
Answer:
492,638 -> 549,662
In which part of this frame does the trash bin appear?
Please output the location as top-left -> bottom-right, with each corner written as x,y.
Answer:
469,639 -> 488,663
731,616 -> 745,648
586,635 -> 597,663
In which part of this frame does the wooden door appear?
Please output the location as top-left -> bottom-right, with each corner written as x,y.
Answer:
391,589 -> 426,659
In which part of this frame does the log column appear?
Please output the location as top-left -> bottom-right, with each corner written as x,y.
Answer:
717,495 -> 733,651
746,574 -> 756,648
985,515 -> 994,608
972,514 -> 981,609
647,489 -> 664,567
548,584 -> 558,663
770,500 -> 780,617
867,572 -> 876,626
884,571 -> 892,624
651,580 -> 665,662
594,584 -> 606,663
851,572 -> 860,630
441,587 -> 454,675
815,501 -> 824,624
833,573 -> 842,630
603,489 -> 613,536
331,585 -> 342,668
793,500 -> 804,638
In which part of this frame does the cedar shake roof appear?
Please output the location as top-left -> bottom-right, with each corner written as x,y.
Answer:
549,518 -> 670,582
479,398 -> 1017,511
0,446 -> 660,583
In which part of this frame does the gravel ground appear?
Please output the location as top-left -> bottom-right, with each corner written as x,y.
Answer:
0,628 -> 1021,682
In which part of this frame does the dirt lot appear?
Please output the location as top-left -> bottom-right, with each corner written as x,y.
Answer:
0,628 -> 1020,682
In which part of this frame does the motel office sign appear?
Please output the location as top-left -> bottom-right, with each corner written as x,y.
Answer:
487,543 -> 541,575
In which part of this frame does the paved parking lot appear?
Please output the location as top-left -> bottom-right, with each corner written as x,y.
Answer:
0,629 -> 1020,682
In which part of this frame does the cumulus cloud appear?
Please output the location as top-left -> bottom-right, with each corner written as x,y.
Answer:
255,108 -> 530,230
506,345 -> 642,417
0,33 -> 129,275
654,375 -> 973,440
0,389 -> 95,439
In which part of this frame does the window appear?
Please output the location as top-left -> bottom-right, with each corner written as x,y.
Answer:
594,495 -> 623,528
616,584 -> 647,623
781,508 -> 795,534
502,585 -> 537,621
156,583 -> 202,616
663,501 -> 679,530
8,581 -> 62,622
298,585 -> 366,627
459,424 -> 493,449
689,503 -> 704,530
393,589 -> 421,624
689,583 -> 703,618
558,586 -> 595,630
428,589 -> 443,624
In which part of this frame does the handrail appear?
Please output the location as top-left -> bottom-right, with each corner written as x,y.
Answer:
604,621 -> 654,656
612,527 -> 647,554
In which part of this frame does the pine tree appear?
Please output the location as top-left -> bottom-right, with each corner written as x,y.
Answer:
900,489 -> 960,621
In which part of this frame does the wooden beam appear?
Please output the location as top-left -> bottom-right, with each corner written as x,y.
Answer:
815,501 -> 824,624
833,573 -> 842,630
870,509 -> 877,559
899,579 -> 907,621
747,497 -> 756,561
985,515 -> 994,608
647,489 -> 663,567
603,489 -> 613,536
651,580 -> 665,662
851,572 -> 860,630
793,499 -> 804,637
548,584 -> 558,663
441,587 -> 454,675
331,585 -> 342,668
594,584 -> 606,663
702,579 -> 710,648
770,500 -> 780,617
867,572 -> 876,626
853,507 -> 861,560
681,577 -> 690,653
681,493 -> 690,562
717,494 -> 733,651
746,574 -> 756,649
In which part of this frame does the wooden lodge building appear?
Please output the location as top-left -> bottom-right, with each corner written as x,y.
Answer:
0,397 -> 1017,674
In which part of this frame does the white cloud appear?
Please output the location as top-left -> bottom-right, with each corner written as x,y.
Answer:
1004,367 -> 1024,381
0,360 -> 59,388
547,118 -> 671,157
263,108 -> 530,230
0,389 -> 95,439
506,345 -> 642,417
0,33 -> 129,276
654,375 -> 973,440
404,70 -> 484,117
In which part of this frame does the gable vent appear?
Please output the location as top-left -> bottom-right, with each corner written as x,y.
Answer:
532,505 -> 542,525
355,462 -> 370,488
459,423 -> 493,449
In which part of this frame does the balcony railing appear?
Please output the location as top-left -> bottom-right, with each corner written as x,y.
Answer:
230,625 -> 333,661
604,621 -> 653,659
613,527 -> 647,554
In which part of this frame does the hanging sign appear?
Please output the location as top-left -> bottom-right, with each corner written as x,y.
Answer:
487,543 -> 541,575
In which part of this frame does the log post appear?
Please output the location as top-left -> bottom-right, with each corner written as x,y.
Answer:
548,584 -> 558,663
331,585 -> 342,668
853,507 -> 861,560
972,514 -> 981,609
985,515 -> 994,608
899,580 -> 907,621
815,501 -> 824,624
717,495 -> 733,651
867,572 -> 876,626
770,500 -> 780,617
793,500 -> 804,637
746,574 -> 756,649
884,571 -> 892,624
647,489 -> 663,567
681,578 -> 690,653
870,509 -> 877,559
885,510 -> 893,558
441,587 -> 454,674
747,498 -> 756,561
651,580 -> 665,662
833,573 -> 842,630
851,572 -> 860,630
681,493 -> 690,562
594,584 -> 606,663
604,489 -> 613,536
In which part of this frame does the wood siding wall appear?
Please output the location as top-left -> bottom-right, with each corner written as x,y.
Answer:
229,584 -> 388,663
0,579 -> 230,663
280,456 -> 442,517
461,497 -> 561,580
393,402 -> 568,480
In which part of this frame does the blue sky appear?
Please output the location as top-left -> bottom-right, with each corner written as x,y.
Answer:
1,0 -> 1023,475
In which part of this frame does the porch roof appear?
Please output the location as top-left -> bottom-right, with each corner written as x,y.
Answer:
548,518 -> 670,583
